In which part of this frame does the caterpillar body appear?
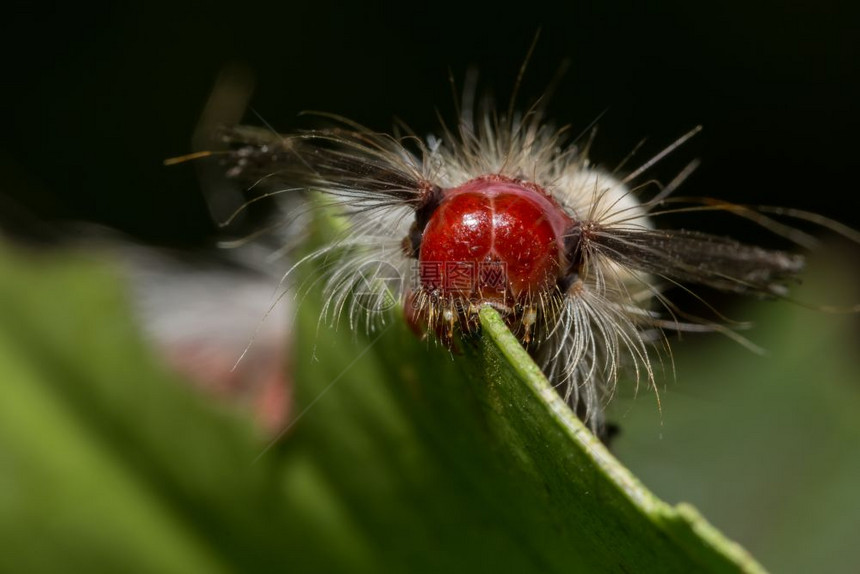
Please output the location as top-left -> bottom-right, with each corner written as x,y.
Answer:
204,97 -> 808,440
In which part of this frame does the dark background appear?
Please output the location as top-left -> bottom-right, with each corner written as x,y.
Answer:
3,1 -> 858,246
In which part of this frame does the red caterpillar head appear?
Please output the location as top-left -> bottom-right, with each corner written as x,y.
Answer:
406,174 -> 574,342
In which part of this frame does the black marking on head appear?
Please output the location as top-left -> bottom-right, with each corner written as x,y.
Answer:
557,224 -> 583,292
405,184 -> 444,259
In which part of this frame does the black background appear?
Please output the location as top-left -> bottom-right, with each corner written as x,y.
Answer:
4,1 -> 858,246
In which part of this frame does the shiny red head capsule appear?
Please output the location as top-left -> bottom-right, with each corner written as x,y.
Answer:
412,175 -> 574,340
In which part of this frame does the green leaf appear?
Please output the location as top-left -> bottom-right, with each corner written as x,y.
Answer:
610,247 -> 860,573
1,239 -> 815,573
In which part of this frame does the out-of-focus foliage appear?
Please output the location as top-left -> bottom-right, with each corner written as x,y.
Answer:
1,243 -> 857,573
612,247 -> 860,574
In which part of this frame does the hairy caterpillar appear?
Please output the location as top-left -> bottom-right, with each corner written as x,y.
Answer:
180,79 -> 841,441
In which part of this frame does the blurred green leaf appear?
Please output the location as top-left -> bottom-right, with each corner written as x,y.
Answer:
0,243 -> 794,573
611,248 -> 860,574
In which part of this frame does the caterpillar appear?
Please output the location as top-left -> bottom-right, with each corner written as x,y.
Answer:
180,79 -> 833,441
